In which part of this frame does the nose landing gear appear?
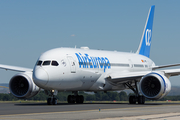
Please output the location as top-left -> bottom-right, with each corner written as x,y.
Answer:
47,97 -> 58,105
45,90 -> 58,105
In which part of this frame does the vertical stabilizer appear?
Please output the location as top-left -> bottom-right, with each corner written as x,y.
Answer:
136,5 -> 155,58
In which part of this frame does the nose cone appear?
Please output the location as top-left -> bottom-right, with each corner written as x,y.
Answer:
33,67 -> 49,88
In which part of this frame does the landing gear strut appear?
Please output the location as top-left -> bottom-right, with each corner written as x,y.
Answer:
67,91 -> 84,104
125,81 -> 145,104
45,90 -> 58,105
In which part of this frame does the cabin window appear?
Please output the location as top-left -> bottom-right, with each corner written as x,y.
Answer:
111,63 -> 130,67
134,64 -> 144,68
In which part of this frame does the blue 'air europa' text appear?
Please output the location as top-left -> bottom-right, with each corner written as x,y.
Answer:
75,53 -> 111,72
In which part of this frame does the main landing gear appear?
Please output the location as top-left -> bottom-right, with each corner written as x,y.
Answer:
125,81 -> 145,104
67,91 -> 84,104
45,90 -> 58,105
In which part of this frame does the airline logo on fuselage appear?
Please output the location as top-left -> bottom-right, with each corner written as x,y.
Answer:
75,53 -> 111,72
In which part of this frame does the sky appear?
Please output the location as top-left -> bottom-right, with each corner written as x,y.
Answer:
0,1 -> 180,86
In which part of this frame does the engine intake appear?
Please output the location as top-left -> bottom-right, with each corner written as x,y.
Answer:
9,72 -> 40,99
139,72 -> 171,100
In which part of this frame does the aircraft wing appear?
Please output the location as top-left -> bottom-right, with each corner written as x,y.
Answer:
152,63 -> 180,70
0,64 -> 33,72
152,63 -> 180,77
106,71 -> 151,84
161,69 -> 180,77
106,68 -> 180,84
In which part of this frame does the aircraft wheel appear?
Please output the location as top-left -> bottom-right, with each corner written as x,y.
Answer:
80,95 -> 84,103
47,98 -> 52,105
138,96 -> 145,104
67,95 -> 72,103
76,95 -> 81,104
68,95 -> 84,104
129,96 -> 136,104
52,98 -> 58,105
71,95 -> 76,103
76,95 -> 84,104
67,95 -> 76,103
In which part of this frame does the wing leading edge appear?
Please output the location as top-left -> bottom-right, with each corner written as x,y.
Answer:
0,64 -> 33,72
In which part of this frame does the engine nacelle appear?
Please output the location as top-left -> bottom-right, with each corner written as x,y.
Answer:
9,72 -> 40,99
139,72 -> 171,100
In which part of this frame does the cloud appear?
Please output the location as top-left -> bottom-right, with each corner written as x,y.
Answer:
71,34 -> 75,37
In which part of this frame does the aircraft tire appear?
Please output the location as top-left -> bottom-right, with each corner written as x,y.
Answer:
47,98 -> 52,105
129,96 -> 136,104
80,95 -> 84,104
138,96 -> 145,104
67,95 -> 76,103
67,95 -> 72,103
76,95 -> 81,104
72,95 -> 76,103
68,95 -> 84,104
52,98 -> 58,105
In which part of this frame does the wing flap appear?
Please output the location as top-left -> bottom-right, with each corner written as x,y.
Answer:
0,64 -> 33,72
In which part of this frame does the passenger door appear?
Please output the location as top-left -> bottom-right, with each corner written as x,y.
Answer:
67,56 -> 76,73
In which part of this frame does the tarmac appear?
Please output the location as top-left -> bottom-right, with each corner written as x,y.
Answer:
0,102 -> 180,120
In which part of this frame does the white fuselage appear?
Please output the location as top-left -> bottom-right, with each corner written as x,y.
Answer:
33,47 -> 155,92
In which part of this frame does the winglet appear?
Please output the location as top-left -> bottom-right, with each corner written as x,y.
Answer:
136,5 -> 155,58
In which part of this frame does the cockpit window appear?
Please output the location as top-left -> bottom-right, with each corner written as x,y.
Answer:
36,60 -> 43,66
51,61 -> 59,66
42,61 -> 51,66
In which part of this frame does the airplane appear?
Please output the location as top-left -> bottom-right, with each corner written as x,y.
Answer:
1,5 -> 180,105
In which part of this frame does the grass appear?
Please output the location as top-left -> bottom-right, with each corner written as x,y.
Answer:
0,100 -> 47,103
1,100 -> 180,104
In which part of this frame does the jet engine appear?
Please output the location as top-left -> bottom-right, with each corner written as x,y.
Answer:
9,72 -> 40,99
139,72 -> 171,100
